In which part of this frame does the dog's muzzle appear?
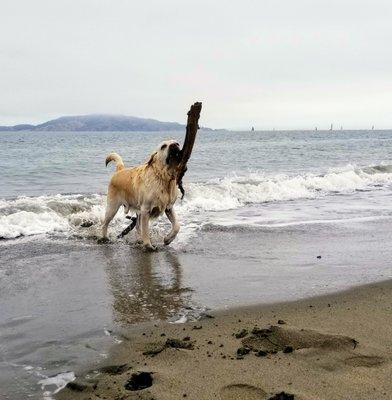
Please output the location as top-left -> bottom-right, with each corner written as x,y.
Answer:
166,143 -> 182,165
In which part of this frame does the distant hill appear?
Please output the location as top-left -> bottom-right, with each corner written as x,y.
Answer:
0,114 -> 202,132
0,124 -> 35,131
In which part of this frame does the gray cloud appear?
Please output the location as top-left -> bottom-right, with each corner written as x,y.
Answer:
1,0 -> 391,129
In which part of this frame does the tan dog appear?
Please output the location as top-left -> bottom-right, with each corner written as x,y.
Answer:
102,140 -> 181,249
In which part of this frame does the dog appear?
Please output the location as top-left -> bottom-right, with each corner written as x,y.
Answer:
102,140 -> 182,249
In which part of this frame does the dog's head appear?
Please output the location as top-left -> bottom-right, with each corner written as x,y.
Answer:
149,139 -> 182,169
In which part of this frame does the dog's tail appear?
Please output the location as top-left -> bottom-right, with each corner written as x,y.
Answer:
105,152 -> 125,171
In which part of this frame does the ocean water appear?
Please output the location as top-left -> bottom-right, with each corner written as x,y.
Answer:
2,130 -> 392,241
1,129 -> 392,399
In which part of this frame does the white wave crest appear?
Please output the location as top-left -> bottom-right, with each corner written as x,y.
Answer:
178,164 -> 392,213
0,194 -> 108,239
0,210 -> 68,239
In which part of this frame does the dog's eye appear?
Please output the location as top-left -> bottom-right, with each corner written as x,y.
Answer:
161,144 -> 167,150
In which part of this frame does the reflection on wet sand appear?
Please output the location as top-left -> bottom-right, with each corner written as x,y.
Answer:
102,246 -> 193,325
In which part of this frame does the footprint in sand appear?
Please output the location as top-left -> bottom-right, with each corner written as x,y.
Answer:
220,383 -> 267,400
220,385 -> 297,400
242,325 -> 357,354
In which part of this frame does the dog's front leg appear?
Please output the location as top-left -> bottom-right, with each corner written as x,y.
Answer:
140,210 -> 155,250
164,208 -> 180,245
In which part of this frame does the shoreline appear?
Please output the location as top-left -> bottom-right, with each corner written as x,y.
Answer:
57,279 -> 392,400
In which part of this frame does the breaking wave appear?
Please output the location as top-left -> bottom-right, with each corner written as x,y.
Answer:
1,164 -> 391,240
178,164 -> 392,212
0,194 -> 108,240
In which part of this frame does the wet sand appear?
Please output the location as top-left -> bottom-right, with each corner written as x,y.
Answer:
3,218 -> 391,400
57,280 -> 392,400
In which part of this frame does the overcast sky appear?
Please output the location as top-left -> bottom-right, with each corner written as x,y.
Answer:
1,0 -> 391,129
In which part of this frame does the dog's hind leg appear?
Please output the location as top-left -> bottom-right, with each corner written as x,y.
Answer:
164,207 -> 180,245
101,199 -> 121,240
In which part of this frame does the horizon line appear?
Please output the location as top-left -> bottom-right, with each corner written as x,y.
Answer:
0,113 -> 390,132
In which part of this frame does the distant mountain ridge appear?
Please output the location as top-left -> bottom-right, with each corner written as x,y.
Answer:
0,114 -> 201,132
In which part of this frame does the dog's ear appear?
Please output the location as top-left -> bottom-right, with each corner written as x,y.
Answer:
147,152 -> 157,166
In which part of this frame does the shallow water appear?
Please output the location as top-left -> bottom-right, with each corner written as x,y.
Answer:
1,129 -> 392,399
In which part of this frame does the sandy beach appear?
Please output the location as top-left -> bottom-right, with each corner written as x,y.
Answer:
56,280 -> 392,400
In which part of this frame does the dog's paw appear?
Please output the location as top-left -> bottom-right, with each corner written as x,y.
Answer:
97,237 -> 110,244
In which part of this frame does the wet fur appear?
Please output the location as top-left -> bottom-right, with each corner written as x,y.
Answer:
102,140 -> 181,249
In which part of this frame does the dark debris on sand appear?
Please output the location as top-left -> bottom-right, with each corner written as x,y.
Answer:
255,350 -> 268,357
143,338 -> 194,356
65,381 -> 97,393
236,347 -> 251,358
166,338 -> 194,350
124,371 -> 153,391
268,391 -> 295,400
234,328 -> 248,339
97,363 -> 130,375
143,342 -> 167,356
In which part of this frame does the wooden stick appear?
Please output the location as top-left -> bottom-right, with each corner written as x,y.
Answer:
117,216 -> 137,239
179,102 -> 202,169
177,102 -> 202,198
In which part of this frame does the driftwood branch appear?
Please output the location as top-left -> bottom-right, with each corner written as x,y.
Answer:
179,102 -> 202,170
117,216 -> 137,239
177,102 -> 202,198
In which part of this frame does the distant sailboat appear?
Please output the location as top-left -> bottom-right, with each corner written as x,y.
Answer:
372,125 -> 375,130
251,126 -> 255,132
330,124 -> 333,131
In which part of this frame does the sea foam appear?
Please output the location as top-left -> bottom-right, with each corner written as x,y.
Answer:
38,371 -> 75,399
178,164 -> 392,213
